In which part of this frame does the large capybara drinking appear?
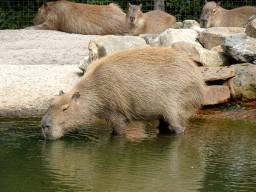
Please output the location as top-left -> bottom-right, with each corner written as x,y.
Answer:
41,47 -> 206,139
27,0 -> 126,35
200,1 -> 256,28
125,3 -> 176,36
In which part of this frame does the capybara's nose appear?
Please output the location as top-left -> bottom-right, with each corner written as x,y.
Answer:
130,16 -> 135,23
41,116 -> 52,130
42,124 -> 51,130
200,19 -> 207,28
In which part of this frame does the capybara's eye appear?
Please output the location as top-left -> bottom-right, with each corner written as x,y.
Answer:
213,9 -> 216,12
62,105 -> 69,112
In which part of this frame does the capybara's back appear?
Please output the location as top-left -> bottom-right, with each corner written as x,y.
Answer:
125,3 -> 176,35
200,1 -> 256,28
33,0 -> 126,35
41,47 -> 206,139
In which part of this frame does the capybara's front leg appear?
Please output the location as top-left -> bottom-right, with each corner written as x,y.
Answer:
110,115 -> 127,135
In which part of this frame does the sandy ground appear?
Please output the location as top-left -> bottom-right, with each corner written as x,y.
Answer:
0,30 -> 99,116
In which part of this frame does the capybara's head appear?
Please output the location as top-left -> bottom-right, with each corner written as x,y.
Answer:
200,1 -> 221,28
41,90 -> 85,139
34,2 -> 53,25
126,3 -> 143,24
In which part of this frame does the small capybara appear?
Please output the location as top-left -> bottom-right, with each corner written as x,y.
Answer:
125,3 -> 176,36
26,0 -> 126,35
200,1 -> 256,28
41,47 -> 206,140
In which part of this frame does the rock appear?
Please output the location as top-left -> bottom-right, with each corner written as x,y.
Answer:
224,27 -> 245,33
88,36 -> 149,61
245,20 -> 256,38
211,45 -> 223,52
88,35 -> 114,61
244,13 -> 256,28
139,34 -> 159,46
203,85 -> 231,105
231,63 -> 256,100
221,34 -> 256,63
0,64 -> 82,116
183,20 -> 200,29
197,28 -> 232,49
154,28 -> 202,47
171,22 -> 183,29
79,56 -> 90,72
0,30 -> 99,65
171,42 -> 228,67
191,25 -> 205,35
199,66 -> 237,81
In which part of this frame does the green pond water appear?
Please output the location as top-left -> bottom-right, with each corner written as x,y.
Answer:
0,117 -> 256,192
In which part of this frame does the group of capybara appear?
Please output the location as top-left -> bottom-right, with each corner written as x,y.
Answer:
38,0 -> 256,139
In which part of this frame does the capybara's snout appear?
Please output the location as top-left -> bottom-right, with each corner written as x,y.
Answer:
129,13 -> 136,23
41,115 -> 54,139
200,19 -> 208,28
130,15 -> 136,23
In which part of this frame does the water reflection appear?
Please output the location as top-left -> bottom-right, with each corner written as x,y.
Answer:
41,122 -> 206,192
0,118 -> 256,192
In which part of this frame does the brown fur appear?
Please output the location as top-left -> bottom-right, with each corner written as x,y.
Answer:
41,47 -> 206,139
200,1 -> 256,28
28,0 -> 126,35
125,3 -> 176,36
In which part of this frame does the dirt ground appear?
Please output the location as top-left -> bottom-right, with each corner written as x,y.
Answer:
197,100 -> 256,123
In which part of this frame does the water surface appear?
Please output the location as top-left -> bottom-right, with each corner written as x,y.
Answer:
0,117 -> 256,192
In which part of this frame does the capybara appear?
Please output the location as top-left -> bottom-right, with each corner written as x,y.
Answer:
27,0 -> 126,35
125,3 -> 176,36
200,1 -> 256,28
41,47 -> 206,140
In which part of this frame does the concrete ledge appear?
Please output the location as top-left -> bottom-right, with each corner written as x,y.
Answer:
0,65 -> 82,116
0,30 -> 99,116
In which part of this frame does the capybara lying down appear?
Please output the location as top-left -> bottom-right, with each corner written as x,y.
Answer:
125,3 -> 176,36
200,1 -> 256,28
41,47 -> 206,139
26,0 -> 126,35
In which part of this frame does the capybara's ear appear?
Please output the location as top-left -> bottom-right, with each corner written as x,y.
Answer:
43,2 -> 48,8
127,2 -> 131,8
59,90 -> 64,96
139,4 -> 142,9
217,2 -> 221,6
71,92 -> 80,100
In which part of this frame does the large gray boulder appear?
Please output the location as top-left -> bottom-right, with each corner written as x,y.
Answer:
231,63 -> 256,100
245,20 -> 256,38
171,42 -> 229,67
154,28 -> 202,47
139,34 -> 159,46
222,34 -> 256,64
182,20 -> 200,29
197,27 -> 245,50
